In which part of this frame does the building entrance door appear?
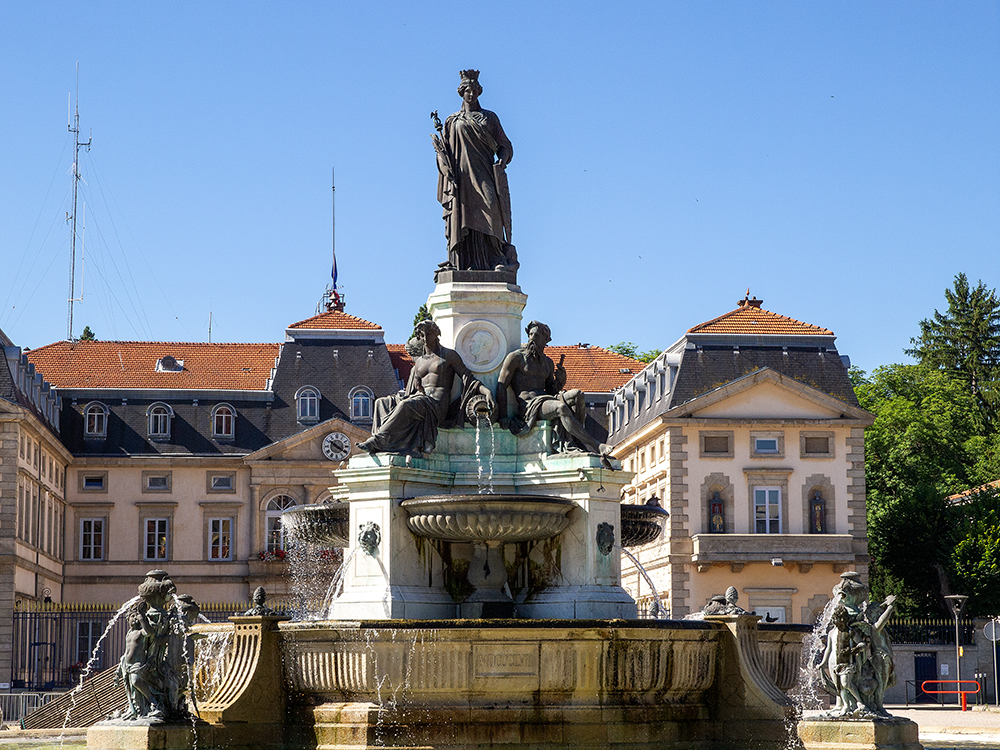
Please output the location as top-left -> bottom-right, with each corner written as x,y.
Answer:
914,651 -> 937,703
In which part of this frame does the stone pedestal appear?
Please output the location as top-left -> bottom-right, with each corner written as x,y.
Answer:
797,717 -> 923,750
87,723 -> 213,750
426,277 -> 527,393
328,427 -> 636,620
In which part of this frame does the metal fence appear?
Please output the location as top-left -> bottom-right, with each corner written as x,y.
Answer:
886,616 -> 976,646
0,691 -> 64,723
10,600 -> 281,691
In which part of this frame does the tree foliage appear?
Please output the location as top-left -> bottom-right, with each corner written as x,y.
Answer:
412,305 -> 431,328
79,326 -> 96,341
608,341 -> 661,364
906,273 -> 1000,429
951,486 -> 1000,616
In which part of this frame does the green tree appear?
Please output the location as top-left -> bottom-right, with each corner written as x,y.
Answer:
412,305 -> 432,329
906,273 -> 1000,428
856,364 -> 981,614
79,326 -> 96,341
950,485 -> 1000,616
608,341 -> 661,364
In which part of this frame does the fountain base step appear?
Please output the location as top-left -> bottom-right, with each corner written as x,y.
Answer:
797,717 -> 922,750
87,720 -> 285,750
295,701 -> 794,750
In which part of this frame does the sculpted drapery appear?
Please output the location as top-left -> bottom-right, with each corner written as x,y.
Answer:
434,70 -> 514,272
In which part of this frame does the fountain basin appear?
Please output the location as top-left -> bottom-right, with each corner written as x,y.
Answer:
401,494 -> 573,543
281,502 -> 350,547
621,502 -> 670,547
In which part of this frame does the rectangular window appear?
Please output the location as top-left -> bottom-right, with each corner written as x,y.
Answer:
754,438 -> 779,454
17,482 -> 25,540
213,475 -> 232,490
802,435 -> 833,457
142,472 -> 171,493
77,621 -> 103,665
145,518 -> 169,561
754,487 -> 781,534
83,475 -> 105,491
80,518 -> 104,560
209,518 -> 233,561
266,515 -> 284,553
704,436 -> 730,453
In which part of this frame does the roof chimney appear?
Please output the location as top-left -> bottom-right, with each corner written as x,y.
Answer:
737,289 -> 763,308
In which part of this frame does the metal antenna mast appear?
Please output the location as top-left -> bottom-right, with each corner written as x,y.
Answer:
67,63 -> 92,340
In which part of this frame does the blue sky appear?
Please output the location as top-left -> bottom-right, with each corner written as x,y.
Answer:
1,2 -> 997,373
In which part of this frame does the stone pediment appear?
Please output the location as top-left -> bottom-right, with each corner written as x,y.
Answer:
244,418 -> 370,464
666,367 -> 872,423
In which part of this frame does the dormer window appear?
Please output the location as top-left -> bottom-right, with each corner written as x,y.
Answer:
156,355 -> 184,373
83,402 -> 109,437
212,404 -> 235,439
296,386 -> 320,424
146,402 -> 173,440
349,386 -> 373,422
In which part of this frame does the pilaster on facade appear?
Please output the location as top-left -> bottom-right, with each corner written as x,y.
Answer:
846,427 -> 869,583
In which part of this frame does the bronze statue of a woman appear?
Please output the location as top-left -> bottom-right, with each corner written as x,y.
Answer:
432,70 -> 516,273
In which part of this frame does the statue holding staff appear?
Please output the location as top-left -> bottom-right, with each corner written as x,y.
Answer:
432,69 -> 516,273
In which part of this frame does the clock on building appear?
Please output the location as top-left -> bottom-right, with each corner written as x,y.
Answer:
322,431 -> 352,461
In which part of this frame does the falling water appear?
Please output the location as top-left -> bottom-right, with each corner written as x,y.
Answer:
474,416 -> 496,494
288,542 -> 343,619
620,546 -> 667,619
192,630 -> 233,702
60,594 -> 142,738
789,598 -> 838,711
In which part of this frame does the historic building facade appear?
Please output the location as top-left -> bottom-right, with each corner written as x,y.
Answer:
609,296 -> 873,624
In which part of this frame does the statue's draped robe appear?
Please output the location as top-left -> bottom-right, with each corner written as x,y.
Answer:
365,354 -> 485,455
437,108 -> 513,270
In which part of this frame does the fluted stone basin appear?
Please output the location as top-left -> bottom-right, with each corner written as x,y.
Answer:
401,494 -> 574,543
281,503 -> 350,548
401,495 -> 575,617
620,502 -> 670,548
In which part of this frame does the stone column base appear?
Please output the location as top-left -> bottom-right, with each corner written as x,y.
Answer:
797,717 -> 922,750
87,721 -> 285,750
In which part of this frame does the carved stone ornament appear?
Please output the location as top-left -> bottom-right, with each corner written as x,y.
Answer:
596,522 -> 615,556
456,320 -> 507,373
243,586 -> 278,616
358,522 -> 381,556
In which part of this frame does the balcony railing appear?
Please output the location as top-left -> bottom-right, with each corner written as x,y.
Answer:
691,533 -> 855,564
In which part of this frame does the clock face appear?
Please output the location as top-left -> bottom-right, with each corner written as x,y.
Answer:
322,432 -> 352,461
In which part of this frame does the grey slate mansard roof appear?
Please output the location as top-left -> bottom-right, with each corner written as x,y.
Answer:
29,314 -> 403,457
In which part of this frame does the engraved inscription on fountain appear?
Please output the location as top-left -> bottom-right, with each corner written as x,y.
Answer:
473,643 -> 538,679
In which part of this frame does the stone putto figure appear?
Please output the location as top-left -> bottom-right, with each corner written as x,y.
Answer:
432,69 -> 516,273
496,321 -> 612,463
357,319 -> 494,456
113,570 -> 203,723
817,571 -> 897,718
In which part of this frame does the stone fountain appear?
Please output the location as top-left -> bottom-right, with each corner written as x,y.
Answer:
88,70 -> 811,750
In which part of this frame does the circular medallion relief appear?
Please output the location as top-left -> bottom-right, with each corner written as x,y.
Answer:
322,432 -> 352,461
456,320 -> 507,373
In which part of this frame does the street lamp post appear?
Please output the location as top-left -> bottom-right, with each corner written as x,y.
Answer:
945,595 -> 969,706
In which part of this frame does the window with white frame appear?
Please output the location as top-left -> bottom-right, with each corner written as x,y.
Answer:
147,403 -> 172,440
209,517 -> 233,561
77,621 -> 103,665
349,386 -> 373,421
212,404 -> 235,439
265,495 -> 296,553
754,487 -> 782,534
84,403 -> 108,437
296,386 -> 320,424
80,518 -> 104,560
144,518 -> 169,560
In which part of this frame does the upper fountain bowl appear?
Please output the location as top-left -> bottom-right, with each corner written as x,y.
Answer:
620,502 -> 670,547
281,502 -> 350,548
401,494 -> 574,543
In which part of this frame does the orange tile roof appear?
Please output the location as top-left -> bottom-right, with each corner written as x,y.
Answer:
385,344 -> 642,393
386,344 -> 414,383
25,341 -> 280,390
688,301 -> 834,336
947,479 -> 1000,503
287,311 -> 381,330
547,345 -> 644,392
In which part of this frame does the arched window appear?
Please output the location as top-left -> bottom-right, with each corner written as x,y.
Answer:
295,386 -> 320,424
83,402 -> 109,437
212,404 -> 235,439
349,386 -> 373,422
265,495 -> 297,553
146,403 -> 173,440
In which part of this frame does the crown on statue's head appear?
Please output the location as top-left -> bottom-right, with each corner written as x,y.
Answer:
459,69 -> 480,84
